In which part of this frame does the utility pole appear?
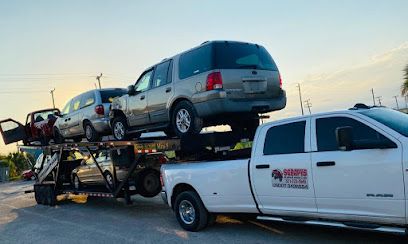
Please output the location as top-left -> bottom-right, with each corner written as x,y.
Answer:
371,88 -> 376,106
50,88 -> 56,109
96,73 -> 103,89
296,83 -> 304,115
393,95 -> 400,110
304,99 -> 312,115
376,96 -> 382,106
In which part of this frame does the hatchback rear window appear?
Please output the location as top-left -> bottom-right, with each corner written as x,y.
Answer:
100,90 -> 126,103
214,42 -> 278,71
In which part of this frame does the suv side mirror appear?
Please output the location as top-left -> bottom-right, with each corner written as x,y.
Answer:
336,126 -> 353,151
127,85 -> 136,96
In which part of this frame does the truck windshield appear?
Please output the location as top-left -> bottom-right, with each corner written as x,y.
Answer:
214,42 -> 278,71
360,108 -> 408,137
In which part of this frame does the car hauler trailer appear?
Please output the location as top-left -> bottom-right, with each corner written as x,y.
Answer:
19,132 -> 252,206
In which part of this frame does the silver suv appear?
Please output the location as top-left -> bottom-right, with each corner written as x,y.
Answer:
54,88 -> 126,142
110,41 -> 286,140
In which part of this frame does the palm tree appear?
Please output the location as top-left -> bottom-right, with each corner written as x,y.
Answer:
401,64 -> 408,95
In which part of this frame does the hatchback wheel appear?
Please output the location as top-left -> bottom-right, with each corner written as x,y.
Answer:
84,123 -> 100,142
171,101 -> 203,137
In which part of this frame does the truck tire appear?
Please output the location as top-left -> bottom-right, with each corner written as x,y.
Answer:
84,122 -> 100,142
171,101 -> 203,138
112,117 -> 130,141
137,170 -> 161,198
174,191 -> 209,231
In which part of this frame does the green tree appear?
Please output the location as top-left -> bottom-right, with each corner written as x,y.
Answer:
401,64 -> 408,95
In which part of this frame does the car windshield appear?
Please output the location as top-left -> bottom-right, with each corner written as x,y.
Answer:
100,90 -> 126,103
360,108 -> 408,137
214,42 -> 278,71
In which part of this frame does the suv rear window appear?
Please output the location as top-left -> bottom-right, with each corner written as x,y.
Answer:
214,42 -> 278,71
100,90 -> 126,103
179,45 -> 213,80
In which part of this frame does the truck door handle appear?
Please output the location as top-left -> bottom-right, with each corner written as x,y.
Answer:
256,164 -> 270,169
316,161 -> 336,167
140,95 -> 145,100
165,87 -> 171,93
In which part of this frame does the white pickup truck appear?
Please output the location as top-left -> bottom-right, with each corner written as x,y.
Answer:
161,105 -> 408,233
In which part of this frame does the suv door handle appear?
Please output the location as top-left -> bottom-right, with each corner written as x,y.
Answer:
256,164 -> 270,169
316,161 -> 336,167
140,95 -> 145,100
165,87 -> 171,93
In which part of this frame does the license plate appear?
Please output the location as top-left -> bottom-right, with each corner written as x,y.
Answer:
243,80 -> 267,94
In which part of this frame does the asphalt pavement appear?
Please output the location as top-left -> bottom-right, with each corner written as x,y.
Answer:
0,181 -> 405,243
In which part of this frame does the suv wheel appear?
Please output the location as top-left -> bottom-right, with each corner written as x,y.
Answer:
112,117 -> 129,141
172,101 -> 203,137
174,191 -> 209,231
84,122 -> 100,142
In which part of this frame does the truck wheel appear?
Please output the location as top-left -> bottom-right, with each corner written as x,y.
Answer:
84,122 -> 100,142
54,128 -> 65,144
174,191 -> 209,231
171,101 -> 203,138
112,117 -> 130,141
137,170 -> 161,198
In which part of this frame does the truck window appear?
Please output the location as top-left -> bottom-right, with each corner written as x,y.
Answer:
316,117 -> 395,152
263,121 -> 306,155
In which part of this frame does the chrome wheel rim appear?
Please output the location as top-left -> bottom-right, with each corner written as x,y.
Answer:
176,109 -> 191,133
179,200 -> 195,225
114,122 -> 125,139
85,125 -> 92,140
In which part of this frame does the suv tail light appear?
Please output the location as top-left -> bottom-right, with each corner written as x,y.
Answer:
206,72 -> 223,91
95,105 -> 104,115
279,73 -> 282,88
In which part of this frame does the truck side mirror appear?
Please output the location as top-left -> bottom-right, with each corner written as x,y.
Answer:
127,85 -> 136,96
336,126 -> 353,151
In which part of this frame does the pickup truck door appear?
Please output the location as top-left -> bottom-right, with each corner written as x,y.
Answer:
250,118 -> 317,214
0,119 -> 27,144
127,69 -> 153,127
310,115 -> 405,223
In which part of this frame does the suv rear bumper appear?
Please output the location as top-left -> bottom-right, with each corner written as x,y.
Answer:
193,90 -> 287,117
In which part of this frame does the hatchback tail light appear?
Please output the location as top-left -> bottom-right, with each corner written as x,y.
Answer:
158,155 -> 168,164
206,72 -> 223,91
95,105 -> 104,115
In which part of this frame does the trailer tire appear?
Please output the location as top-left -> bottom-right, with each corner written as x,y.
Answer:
174,191 -> 209,232
137,170 -> 161,198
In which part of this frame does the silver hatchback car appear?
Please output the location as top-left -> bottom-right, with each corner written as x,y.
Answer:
110,40 -> 286,140
54,88 -> 126,142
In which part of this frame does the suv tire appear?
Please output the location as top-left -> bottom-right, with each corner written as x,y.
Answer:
84,122 -> 100,142
174,191 -> 209,232
171,101 -> 203,137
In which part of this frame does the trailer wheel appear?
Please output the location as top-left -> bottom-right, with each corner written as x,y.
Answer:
174,191 -> 209,231
137,170 -> 161,198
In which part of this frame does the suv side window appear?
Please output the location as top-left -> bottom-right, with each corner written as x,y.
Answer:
80,92 -> 95,108
135,70 -> 153,92
152,60 -> 171,88
316,116 -> 395,151
264,121 -> 306,155
71,96 -> 82,112
179,44 -> 213,80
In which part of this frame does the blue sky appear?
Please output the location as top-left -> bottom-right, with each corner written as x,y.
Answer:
0,0 -> 407,153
